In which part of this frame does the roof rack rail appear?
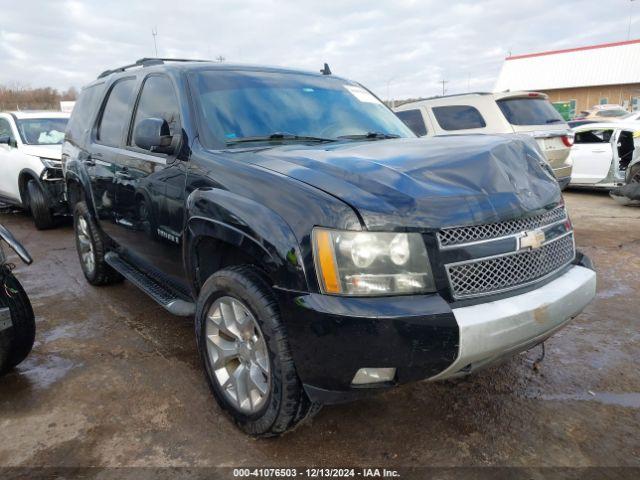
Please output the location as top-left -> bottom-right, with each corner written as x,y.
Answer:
97,57 -> 211,79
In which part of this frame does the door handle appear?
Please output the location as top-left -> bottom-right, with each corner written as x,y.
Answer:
592,149 -> 607,153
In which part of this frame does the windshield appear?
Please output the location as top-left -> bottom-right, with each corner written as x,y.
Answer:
497,97 -> 565,126
189,70 -> 414,148
16,118 -> 68,145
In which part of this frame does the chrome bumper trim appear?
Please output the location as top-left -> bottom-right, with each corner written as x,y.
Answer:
429,265 -> 596,381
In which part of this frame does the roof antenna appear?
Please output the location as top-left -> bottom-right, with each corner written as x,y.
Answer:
320,63 -> 332,75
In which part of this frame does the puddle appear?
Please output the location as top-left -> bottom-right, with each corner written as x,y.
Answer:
540,391 -> 640,408
597,283 -> 633,299
40,323 -> 88,343
14,354 -> 79,389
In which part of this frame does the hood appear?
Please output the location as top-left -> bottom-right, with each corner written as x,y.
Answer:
20,144 -> 62,161
244,135 -> 561,230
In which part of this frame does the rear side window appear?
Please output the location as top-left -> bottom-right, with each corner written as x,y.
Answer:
65,84 -> 103,145
131,75 -> 180,147
97,78 -> 136,147
574,129 -> 613,144
497,98 -> 564,126
396,109 -> 427,136
432,105 -> 486,131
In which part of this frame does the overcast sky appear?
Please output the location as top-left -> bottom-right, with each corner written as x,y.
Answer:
0,0 -> 637,100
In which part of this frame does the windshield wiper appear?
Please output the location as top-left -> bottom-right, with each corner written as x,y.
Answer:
226,132 -> 335,146
337,132 -> 401,140
545,118 -> 563,124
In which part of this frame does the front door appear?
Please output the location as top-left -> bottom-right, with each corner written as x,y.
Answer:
109,74 -> 187,286
0,117 -> 21,201
570,128 -> 614,184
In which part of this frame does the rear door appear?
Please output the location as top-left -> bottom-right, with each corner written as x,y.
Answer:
569,128 -> 614,184
88,77 -> 137,228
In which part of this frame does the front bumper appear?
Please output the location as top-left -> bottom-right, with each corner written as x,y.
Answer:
428,265 -> 596,381
278,263 -> 596,405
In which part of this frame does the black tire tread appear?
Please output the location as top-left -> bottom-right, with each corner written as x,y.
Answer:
27,180 -> 54,230
0,270 -> 35,374
196,265 -> 320,437
74,202 -> 123,286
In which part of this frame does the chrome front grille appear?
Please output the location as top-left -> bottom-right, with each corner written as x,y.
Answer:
446,232 -> 575,299
437,206 -> 568,247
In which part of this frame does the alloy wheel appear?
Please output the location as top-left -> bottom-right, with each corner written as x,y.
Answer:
76,217 -> 95,274
205,296 -> 271,413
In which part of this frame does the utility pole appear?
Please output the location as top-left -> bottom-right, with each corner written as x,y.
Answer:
439,79 -> 448,96
629,0 -> 637,40
216,55 -> 226,63
151,26 -> 158,57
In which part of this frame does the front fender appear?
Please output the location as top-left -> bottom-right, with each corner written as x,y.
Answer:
185,188 -> 308,292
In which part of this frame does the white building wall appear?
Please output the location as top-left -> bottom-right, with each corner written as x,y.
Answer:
495,40 -> 640,92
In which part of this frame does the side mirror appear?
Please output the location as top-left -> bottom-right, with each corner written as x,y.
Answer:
133,118 -> 174,154
0,136 -> 12,146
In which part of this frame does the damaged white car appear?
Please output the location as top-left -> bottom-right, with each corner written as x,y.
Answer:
569,121 -> 640,190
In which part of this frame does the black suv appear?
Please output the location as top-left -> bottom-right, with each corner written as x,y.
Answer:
63,58 -> 596,436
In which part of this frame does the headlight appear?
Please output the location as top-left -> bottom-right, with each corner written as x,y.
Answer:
40,157 -> 62,169
312,228 -> 435,296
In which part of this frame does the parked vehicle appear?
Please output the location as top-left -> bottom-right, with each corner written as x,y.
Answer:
573,104 -> 629,122
568,120 -> 599,129
568,121 -> 640,189
63,59 -> 596,436
394,92 -> 574,189
0,224 -> 35,375
622,111 -> 640,122
0,111 -> 70,229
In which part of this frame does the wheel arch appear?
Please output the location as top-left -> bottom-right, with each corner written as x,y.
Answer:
185,188 -> 308,295
17,168 -> 43,208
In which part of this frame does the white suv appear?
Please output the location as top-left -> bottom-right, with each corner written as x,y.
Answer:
394,92 -> 574,189
0,111 -> 70,229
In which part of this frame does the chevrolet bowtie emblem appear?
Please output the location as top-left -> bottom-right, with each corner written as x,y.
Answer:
519,229 -> 546,250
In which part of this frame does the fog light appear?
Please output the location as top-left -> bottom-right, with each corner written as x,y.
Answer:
351,367 -> 396,385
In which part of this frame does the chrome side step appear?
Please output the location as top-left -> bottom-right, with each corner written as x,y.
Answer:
105,252 -> 195,317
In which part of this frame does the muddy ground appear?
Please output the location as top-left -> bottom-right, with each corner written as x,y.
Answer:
0,190 -> 638,477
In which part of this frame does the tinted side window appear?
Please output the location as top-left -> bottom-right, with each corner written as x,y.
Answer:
432,105 -> 486,131
0,118 -> 14,139
574,129 -> 613,144
97,79 -> 135,147
66,84 -> 104,145
131,75 -> 180,147
396,109 -> 427,136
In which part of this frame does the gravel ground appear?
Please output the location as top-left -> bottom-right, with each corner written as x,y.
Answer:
0,190 -> 638,478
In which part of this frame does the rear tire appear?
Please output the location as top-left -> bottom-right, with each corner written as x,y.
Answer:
195,265 -> 320,437
73,202 -> 123,286
0,269 -> 35,375
27,180 -> 54,230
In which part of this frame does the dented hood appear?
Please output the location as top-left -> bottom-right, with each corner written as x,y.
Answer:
247,135 -> 561,230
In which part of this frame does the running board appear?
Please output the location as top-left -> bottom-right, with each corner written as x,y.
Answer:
105,252 -> 195,317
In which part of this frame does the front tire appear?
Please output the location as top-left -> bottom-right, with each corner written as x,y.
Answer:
73,202 -> 123,286
195,265 -> 320,437
27,180 -> 54,230
0,269 -> 35,375
628,164 -> 640,184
